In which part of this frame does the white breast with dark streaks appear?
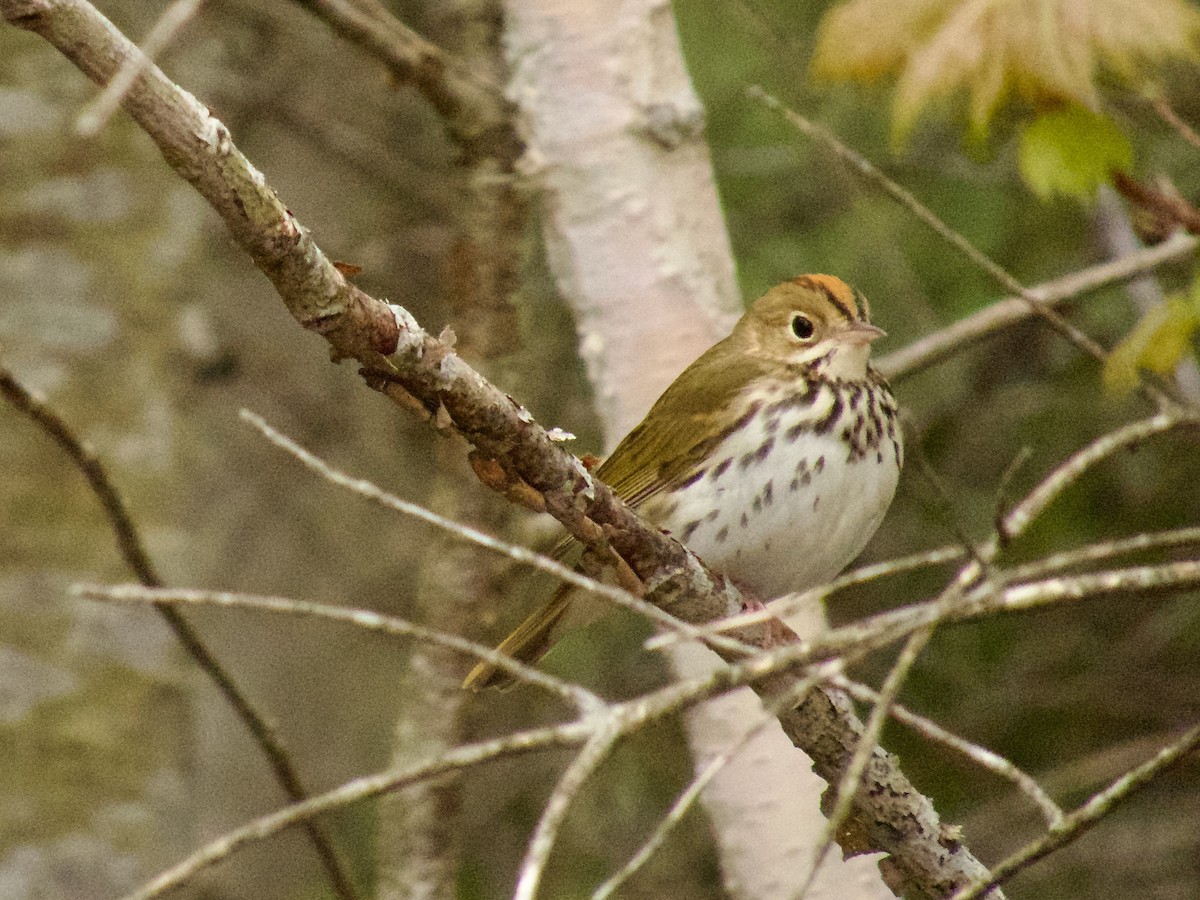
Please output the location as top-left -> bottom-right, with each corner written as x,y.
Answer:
642,376 -> 902,602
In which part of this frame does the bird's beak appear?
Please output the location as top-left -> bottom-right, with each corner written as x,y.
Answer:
840,322 -> 886,345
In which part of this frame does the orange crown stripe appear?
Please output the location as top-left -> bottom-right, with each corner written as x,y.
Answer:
791,274 -> 861,322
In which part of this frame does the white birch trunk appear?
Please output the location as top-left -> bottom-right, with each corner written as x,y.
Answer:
502,2 -> 891,896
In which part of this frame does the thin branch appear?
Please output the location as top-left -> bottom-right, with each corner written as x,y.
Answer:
74,585 -> 602,713
1093,186 -> 1200,401
802,626 -> 935,898
1004,526 -> 1200,583
651,545 -> 964,645
992,446 -> 1033,545
98,552 -> 1200,898
1112,170 -> 1200,235
909,435 -> 993,572
950,723 -> 1200,900
9,3 -> 1195,895
240,409 -> 756,662
972,413 -> 1197,599
289,0 -> 515,160
832,676 -> 1063,830
798,409 -> 1200,877
0,367 -> 359,900
1093,186 -> 1171,319
749,86 -> 1178,410
1000,414 -> 1190,542
626,554 -> 1200,895
717,558 -> 1200,696
997,559 -> 1200,614
1148,93 -> 1200,151
907,413 -> 1200,620
118,644 -> 823,899
595,751 -> 735,898
515,728 -> 621,900
796,556 -> 1200,681
121,721 -> 595,900
876,231 -> 1198,381
592,666 -> 838,900
0,367 -> 161,586
76,0 -> 202,135
709,518 -> 1200,645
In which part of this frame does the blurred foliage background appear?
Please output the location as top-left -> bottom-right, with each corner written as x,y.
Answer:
2,0 -> 1199,898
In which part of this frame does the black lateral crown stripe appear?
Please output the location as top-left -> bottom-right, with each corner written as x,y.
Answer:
818,282 -> 855,323
792,274 -> 855,323
852,287 -> 869,322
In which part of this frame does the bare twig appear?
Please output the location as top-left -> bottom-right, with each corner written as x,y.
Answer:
240,409 -> 757,661
113,644 -> 834,899
379,400 -> 1200,896
78,553 -> 1200,898
75,585 -> 601,712
749,91 -> 1109,362
289,0 -> 527,337
832,676 -> 1063,829
0,367 -> 359,900
593,665 -> 839,900
516,728 -> 621,900
0,368 -> 161,586
9,3 -> 1198,896
803,408 -> 1199,888
1000,414 -> 1188,541
877,231 -> 1197,381
269,103 -> 445,207
1004,526 -> 1200,583
1112,170 -> 1200,235
1094,186 -> 1171,319
289,0 -> 514,160
121,720 -> 595,900
709,558 -> 1200,694
1149,93 -> 1200,151
749,86 -> 1184,412
950,723 -> 1200,900
1093,187 -> 1200,400
803,626 -> 935,897
653,545 -> 964,644
909,437 -> 992,571
694,514 -> 1200,648
992,447 -> 1033,544
997,559 -> 1200,613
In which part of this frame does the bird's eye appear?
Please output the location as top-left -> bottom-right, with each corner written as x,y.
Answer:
790,314 -> 815,340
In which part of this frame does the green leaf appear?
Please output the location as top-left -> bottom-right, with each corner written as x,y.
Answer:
1018,106 -> 1133,200
1104,292 -> 1200,395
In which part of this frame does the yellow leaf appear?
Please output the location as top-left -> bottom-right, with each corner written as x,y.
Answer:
812,0 -> 1200,144
1104,296 -> 1200,394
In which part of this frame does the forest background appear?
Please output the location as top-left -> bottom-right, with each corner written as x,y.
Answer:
3,0 -> 1200,898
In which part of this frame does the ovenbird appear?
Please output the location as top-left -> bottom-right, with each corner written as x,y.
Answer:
464,274 -> 903,690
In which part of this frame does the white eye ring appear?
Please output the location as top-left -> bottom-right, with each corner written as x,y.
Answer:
790,314 -> 815,340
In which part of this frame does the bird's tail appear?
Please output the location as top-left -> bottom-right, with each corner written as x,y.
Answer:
462,589 -> 573,691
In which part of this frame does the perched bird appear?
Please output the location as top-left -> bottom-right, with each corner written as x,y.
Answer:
464,274 -> 903,690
